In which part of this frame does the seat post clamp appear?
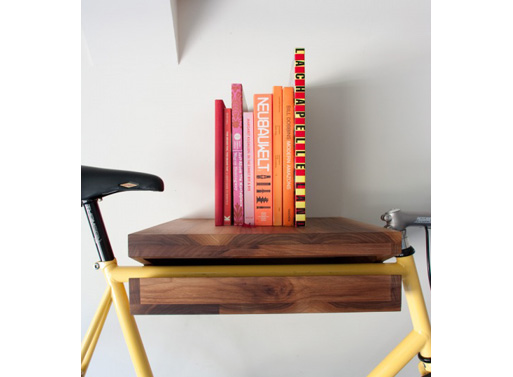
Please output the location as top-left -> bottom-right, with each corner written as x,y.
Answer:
418,353 -> 431,363
397,246 -> 415,258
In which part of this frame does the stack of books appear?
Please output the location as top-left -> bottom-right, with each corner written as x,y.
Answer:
215,48 -> 306,227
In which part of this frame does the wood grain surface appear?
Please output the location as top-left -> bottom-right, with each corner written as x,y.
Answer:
128,217 -> 401,265
129,275 -> 401,315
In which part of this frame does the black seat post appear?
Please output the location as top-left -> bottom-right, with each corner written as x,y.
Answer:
82,199 -> 115,262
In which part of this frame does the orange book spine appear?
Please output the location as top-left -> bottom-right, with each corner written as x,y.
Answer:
282,87 -> 295,226
272,86 -> 283,226
253,93 -> 273,226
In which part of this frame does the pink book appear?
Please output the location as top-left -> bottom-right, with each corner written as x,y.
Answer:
243,112 -> 255,225
231,84 -> 244,225
223,108 -> 232,225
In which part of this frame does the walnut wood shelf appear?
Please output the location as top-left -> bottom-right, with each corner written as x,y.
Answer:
128,217 -> 402,315
128,217 -> 401,265
130,275 -> 401,315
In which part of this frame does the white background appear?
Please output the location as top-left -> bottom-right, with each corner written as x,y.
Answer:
81,1 -> 430,376
2,0 -> 512,376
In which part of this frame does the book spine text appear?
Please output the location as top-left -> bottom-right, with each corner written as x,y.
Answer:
272,86 -> 283,226
223,108 -> 232,225
232,84 -> 244,225
253,94 -> 273,226
294,48 -> 306,227
282,87 -> 295,226
243,112 -> 255,225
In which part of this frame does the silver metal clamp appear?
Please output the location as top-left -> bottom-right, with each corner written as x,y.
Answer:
381,208 -> 431,287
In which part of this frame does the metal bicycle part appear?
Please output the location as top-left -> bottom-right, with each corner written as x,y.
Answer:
381,209 -> 431,288
381,208 -> 430,231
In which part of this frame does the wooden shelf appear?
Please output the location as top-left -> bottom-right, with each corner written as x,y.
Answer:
128,217 -> 401,265
130,275 -> 401,315
128,217 -> 402,315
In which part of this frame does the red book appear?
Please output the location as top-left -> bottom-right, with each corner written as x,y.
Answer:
215,99 -> 226,226
254,93 -> 273,226
223,108 -> 232,225
231,84 -> 244,225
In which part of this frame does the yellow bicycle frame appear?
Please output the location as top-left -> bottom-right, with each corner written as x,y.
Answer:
81,255 -> 431,377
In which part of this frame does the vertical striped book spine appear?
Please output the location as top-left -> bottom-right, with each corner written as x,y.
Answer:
294,48 -> 306,227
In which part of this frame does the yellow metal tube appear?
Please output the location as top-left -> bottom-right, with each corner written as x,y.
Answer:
96,256 -> 429,377
368,330 -> 428,377
367,255 -> 431,376
109,280 -> 154,377
398,256 -> 431,358
108,261 -> 406,283
81,286 -> 112,375
418,360 -> 432,375
102,261 -> 154,377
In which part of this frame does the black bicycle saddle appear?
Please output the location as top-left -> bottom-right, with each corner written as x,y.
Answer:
81,165 -> 164,201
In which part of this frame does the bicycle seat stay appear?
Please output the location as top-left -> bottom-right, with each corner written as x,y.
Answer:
81,165 -> 164,202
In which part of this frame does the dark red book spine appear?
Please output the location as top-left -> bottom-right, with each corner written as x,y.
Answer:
215,99 -> 226,226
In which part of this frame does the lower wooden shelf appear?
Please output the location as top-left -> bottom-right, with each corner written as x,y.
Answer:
129,275 -> 401,315
128,218 -> 403,315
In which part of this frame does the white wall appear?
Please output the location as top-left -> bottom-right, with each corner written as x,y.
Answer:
82,0 -> 430,376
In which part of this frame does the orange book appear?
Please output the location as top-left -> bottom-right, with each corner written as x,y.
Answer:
282,87 -> 295,226
253,93 -> 273,226
272,86 -> 283,226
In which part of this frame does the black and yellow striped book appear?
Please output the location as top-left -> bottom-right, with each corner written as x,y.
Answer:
294,48 -> 306,227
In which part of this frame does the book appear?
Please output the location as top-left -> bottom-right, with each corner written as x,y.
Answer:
253,93 -> 273,226
215,99 -> 226,226
282,87 -> 295,226
272,86 -> 283,226
223,108 -> 232,225
231,84 -> 244,226
294,48 -> 306,227
243,112 -> 255,225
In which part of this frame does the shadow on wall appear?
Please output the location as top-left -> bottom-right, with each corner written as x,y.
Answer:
176,0 -> 216,64
307,68 -> 430,225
